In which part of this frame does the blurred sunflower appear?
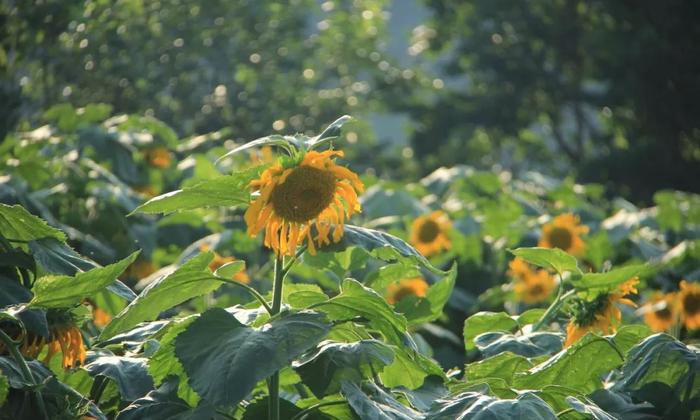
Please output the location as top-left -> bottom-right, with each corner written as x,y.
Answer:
249,145 -> 276,165
21,314 -> 87,369
386,277 -> 429,305
244,150 -> 364,256
91,304 -> 112,328
508,258 -> 556,304
144,146 -> 172,169
410,211 -> 451,258
640,292 -> 676,332
679,280 -> 700,330
565,278 -> 638,347
538,213 -> 589,256
133,184 -> 158,198
200,244 -> 250,284
123,259 -> 156,280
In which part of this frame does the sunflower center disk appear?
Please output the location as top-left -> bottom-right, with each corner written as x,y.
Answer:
549,227 -> 573,251
418,220 -> 440,243
683,293 -> 700,315
270,165 -> 337,223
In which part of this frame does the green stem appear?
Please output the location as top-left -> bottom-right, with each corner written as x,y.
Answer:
268,254 -> 285,420
0,329 -> 49,420
214,276 -> 273,315
533,272 -> 574,331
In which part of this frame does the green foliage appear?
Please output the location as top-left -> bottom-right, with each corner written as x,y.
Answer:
0,204 -> 66,242
29,251 -> 139,308
99,252 -> 223,339
174,308 -> 331,407
509,247 -> 581,275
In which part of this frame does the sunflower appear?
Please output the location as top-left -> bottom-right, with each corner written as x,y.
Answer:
386,277 -> 430,305
244,150 -> 364,256
144,146 -> 172,169
508,258 -> 556,304
640,292 -> 676,332
21,324 -> 87,369
249,145 -> 276,165
538,213 -> 589,256
122,259 -> 156,280
92,305 -> 112,328
679,280 -> 700,330
200,244 -> 250,284
565,278 -> 638,347
410,211 -> 452,258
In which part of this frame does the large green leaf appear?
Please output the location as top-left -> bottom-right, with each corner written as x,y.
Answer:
341,380 -> 421,420
0,204 -> 66,242
380,346 -> 446,389
84,354 -> 154,401
513,333 -> 626,394
463,312 -> 518,351
614,333 -> 700,418
99,253 -> 222,339
29,251 -> 139,308
29,238 -> 137,302
313,278 -> 408,346
395,263 -> 457,325
0,374 -> 7,407
132,166 -> 263,215
465,352 -> 533,384
294,339 -> 395,398
116,377 -> 214,420
426,391 -> 557,420
320,225 -> 442,273
147,316 -> 200,407
0,276 -> 48,337
570,264 -> 650,292
175,308 -> 331,407
474,331 -> 563,358
509,247 -> 581,275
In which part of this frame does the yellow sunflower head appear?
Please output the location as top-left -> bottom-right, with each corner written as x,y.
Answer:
641,292 -> 676,333
244,149 -> 364,256
564,278 -> 638,347
144,146 -> 172,169
508,258 -> 556,305
679,280 -> 700,330
386,277 -> 430,305
249,145 -> 276,165
19,313 -> 87,369
538,213 -> 589,256
410,211 -> 452,258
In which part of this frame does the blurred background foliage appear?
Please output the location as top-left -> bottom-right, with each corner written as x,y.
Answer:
2,0 -> 699,202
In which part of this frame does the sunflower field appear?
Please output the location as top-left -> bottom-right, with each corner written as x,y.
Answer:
0,107 -> 698,420
3,1 -> 700,418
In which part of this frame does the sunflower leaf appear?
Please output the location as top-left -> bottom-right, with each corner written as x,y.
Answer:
99,252 -> 222,340
174,308 -> 331,407
294,339 -> 395,398
29,251 -> 139,308
570,264 -> 651,292
305,115 -> 353,150
131,166 -> 264,215
215,134 -> 299,163
509,247 -> 582,275
0,203 -> 66,242
321,225 -> 443,274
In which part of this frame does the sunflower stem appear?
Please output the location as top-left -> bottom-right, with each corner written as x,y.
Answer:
268,253 -> 285,420
0,329 -> 49,420
533,272 -> 574,331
